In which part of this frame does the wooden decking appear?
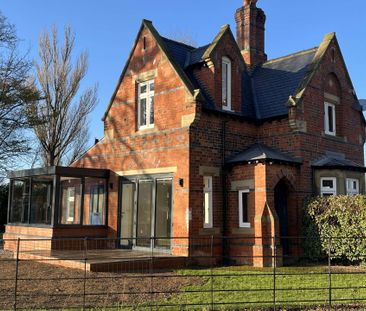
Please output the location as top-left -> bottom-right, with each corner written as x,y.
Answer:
16,248 -> 188,272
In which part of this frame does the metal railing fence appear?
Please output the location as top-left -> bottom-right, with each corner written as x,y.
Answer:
1,236 -> 366,310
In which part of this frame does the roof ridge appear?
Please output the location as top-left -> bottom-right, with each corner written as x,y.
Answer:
161,36 -> 196,50
264,47 -> 318,65
192,44 -> 210,51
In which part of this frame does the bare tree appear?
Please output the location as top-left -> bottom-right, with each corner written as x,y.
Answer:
0,11 -> 39,181
31,26 -> 97,166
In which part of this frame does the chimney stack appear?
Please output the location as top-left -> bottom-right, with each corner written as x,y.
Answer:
235,0 -> 267,68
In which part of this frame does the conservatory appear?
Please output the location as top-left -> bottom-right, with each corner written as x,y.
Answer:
6,166 -> 110,234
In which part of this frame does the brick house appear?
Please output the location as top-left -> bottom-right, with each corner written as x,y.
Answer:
4,0 -> 366,266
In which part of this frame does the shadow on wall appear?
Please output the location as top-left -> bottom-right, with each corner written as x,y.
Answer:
77,45 -> 169,175
0,184 -> 8,233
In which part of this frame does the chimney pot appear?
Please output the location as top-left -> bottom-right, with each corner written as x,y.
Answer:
244,0 -> 258,7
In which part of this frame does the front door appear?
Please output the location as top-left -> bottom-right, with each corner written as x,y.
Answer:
120,177 -> 172,250
274,180 -> 289,256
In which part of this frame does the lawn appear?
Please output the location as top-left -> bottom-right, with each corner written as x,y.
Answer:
157,265 -> 366,310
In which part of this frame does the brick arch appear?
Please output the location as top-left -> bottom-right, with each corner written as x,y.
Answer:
272,169 -> 296,191
324,72 -> 342,98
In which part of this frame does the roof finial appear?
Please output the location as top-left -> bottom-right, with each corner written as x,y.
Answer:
244,0 -> 258,7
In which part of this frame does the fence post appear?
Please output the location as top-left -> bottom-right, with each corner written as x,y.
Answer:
13,238 -> 20,311
273,235 -> 276,311
328,236 -> 332,310
210,235 -> 214,311
83,237 -> 88,311
150,236 -> 154,311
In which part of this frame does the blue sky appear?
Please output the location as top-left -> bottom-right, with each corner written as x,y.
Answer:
1,0 -> 366,142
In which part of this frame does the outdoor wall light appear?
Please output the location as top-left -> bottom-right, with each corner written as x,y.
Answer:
179,178 -> 184,187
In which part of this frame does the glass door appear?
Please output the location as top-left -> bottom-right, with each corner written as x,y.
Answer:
119,177 -> 173,250
120,182 -> 135,247
136,180 -> 153,247
155,179 -> 172,249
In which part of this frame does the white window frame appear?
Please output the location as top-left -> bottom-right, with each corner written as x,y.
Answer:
346,178 -> 359,196
239,190 -> 250,228
324,102 -> 336,136
203,176 -> 213,228
138,80 -> 155,130
320,177 -> 337,196
222,57 -> 232,111
66,187 -> 75,222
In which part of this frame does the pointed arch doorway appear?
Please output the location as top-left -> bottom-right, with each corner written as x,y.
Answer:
274,179 -> 290,256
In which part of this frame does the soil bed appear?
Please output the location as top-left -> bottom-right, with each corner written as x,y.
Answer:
0,251 -> 203,310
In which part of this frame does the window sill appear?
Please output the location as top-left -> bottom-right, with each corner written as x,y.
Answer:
138,125 -> 155,132
199,227 -> 221,235
232,227 -> 254,235
222,106 -> 233,112
322,132 -> 346,142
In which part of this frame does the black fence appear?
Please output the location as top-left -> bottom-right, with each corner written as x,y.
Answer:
1,236 -> 366,310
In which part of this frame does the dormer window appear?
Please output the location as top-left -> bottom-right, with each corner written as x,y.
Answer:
138,80 -> 155,130
324,102 -> 336,136
222,57 -> 232,111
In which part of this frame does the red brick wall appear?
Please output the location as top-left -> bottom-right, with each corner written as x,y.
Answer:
72,24 -> 197,255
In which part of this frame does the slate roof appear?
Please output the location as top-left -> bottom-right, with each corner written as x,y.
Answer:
251,48 -> 317,119
226,143 -> 302,165
162,36 -> 318,121
312,155 -> 366,172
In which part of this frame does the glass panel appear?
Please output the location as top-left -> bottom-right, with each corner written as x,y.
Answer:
353,181 -> 358,190
155,179 -> 172,248
136,180 -> 153,247
139,98 -> 147,126
60,177 -> 81,225
66,188 -> 75,221
322,179 -> 334,188
120,183 -> 135,247
222,62 -> 228,104
204,192 -> 210,224
140,84 -> 147,94
203,176 -> 212,228
241,193 -> 248,223
149,81 -> 154,91
149,96 -> 154,125
204,176 -> 211,190
328,105 -> 334,133
83,178 -> 106,225
30,176 -> 53,225
10,179 -> 30,223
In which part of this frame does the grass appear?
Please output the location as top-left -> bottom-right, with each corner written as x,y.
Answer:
157,265 -> 366,310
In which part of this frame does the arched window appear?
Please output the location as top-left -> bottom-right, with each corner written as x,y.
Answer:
222,56 -> 232,110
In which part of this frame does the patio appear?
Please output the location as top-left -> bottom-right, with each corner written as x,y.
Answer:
15,247 -> 187,272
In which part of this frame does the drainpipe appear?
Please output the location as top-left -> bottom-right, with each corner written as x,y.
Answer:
222,119 -> 229,264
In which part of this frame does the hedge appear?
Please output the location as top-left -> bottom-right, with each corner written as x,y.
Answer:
302,195 -> 366,263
